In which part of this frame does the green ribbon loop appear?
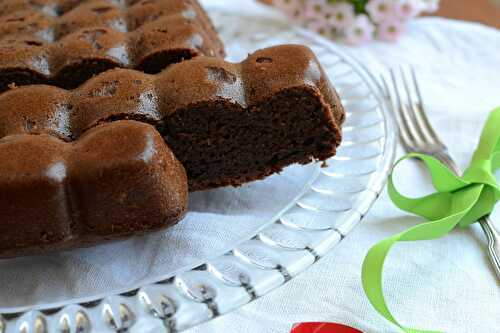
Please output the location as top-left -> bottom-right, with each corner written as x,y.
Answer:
362,107 -> 500,333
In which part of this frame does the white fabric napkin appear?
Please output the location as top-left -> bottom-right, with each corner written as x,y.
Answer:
185,1 -> 500,333
1,1 -> 499,332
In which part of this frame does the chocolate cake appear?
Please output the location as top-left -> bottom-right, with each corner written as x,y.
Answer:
0,119 -> 188,258
161,45 -> 345,190
0,44 -> 345,257
0,0 -> 225,92
0,45 -> 344,187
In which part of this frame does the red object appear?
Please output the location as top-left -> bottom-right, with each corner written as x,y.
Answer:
291,322 -> 363,333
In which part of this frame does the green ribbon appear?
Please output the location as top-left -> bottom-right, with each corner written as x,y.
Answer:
361,107 -> 500,333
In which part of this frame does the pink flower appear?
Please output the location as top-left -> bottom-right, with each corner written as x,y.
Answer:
376,19 -> 406,42
325,2 -> 356,29
303,16 -> 329,35
394,0 -> 422,20
304,0 -> 328,18
420,0 -> 440,13
342,14 -> 375,45
366,0 -> 396,23
273,0 -> 303,19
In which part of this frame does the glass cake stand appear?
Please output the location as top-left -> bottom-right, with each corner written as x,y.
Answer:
0,9 -> 396,333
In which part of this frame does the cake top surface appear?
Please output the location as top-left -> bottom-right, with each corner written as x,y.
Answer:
0,0 -> 225,91
0,0 -> 210,42
0,45 -> 344,142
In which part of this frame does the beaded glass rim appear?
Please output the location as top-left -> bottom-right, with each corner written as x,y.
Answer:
0,11 -> 397,333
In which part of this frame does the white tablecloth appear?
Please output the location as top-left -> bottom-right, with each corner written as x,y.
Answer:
186,1 -> 500,332
1,1 -> 498,332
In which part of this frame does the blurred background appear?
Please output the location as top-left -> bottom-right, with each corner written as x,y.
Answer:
436,0 -> 500,28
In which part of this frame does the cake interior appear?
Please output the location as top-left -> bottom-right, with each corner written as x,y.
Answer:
0,49 -> 197,92
137,49 -> 196,74
162,87 -> 340,191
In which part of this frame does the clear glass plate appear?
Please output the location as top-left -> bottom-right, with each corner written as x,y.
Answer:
0,9 -> 396,333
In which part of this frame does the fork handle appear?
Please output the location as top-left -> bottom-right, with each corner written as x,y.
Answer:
479,217 -> 500,281
433,151 -> 500,281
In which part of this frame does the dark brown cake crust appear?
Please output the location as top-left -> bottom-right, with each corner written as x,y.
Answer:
0,120 -> 188,258
0,45 -> 344,257
0,45 -> 345,192
0,0 -> 225,92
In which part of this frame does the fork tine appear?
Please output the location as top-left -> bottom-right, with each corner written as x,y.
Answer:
390,69 -> 423,148
382,73 -> 413,150
410,69 -> 445,147
400,67 -> 430,144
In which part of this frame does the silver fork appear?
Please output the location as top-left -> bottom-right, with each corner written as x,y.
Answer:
381,67 -> 500,281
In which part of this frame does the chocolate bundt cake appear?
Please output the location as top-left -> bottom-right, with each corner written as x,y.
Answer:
0,0 -> 225,91
0,120 -> 188,258
160,45 -> 345,190
0,44 -> 345,257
